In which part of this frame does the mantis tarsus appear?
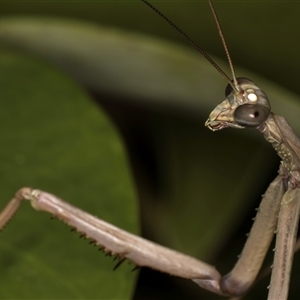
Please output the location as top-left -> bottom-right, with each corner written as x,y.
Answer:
1,1 -> 300,299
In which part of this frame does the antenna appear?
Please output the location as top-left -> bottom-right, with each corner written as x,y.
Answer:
141,0 -> 238,92
207,0 -> 238,89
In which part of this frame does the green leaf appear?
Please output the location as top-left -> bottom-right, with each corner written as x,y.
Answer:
0,49 -> 138,299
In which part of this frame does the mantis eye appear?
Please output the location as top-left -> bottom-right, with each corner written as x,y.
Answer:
224,77 -> 271,127
225,82 -> 233,97
225,77 -> 256,97
234,104 -> 270,127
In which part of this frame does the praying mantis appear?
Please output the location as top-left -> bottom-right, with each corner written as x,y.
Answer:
1,0 -> 300,299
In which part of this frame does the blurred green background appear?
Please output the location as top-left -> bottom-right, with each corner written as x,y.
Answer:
0,1 -> 300,299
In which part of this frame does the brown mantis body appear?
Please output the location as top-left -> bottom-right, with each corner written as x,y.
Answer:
1,1 -> 300,299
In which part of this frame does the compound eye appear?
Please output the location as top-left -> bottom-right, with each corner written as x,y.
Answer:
234,104 -> 270,127
225,82 -> 233,97
225,78 -> 256,97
